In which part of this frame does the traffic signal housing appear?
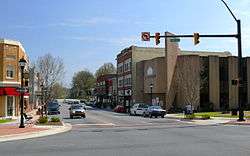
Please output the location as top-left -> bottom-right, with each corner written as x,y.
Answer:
193,33 -> 200,45
155,32 -> 160,45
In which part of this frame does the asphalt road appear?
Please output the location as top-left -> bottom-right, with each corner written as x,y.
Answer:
1,103 -> 250,156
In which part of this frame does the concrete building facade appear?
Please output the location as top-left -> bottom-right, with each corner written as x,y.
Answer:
135,39 -> 250,111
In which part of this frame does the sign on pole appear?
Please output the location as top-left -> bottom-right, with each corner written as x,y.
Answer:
170,37 -> 180,42
141,32 -> 150,41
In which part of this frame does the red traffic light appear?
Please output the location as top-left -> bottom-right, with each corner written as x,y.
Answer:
155,32 -> 160,45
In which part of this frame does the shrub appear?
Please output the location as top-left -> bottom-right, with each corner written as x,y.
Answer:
50,117 -> 60,122
38,116 -> 48,124
185,114 -> 195,119
201,114 -> 210,120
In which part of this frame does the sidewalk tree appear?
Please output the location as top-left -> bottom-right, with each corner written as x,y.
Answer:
70,70 -> 95,99
95,63 -> 116,78
36,53 -> 65,101
175,56 -> 205,110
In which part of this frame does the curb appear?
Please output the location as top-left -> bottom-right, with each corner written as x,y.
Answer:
0,123 -> 72,143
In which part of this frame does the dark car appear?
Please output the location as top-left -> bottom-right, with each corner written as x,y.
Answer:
47,102 -> 60,115
143,105 -> 166,118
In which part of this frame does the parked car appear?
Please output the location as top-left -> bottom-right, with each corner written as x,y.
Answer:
113,105 -> 126,113
130,103 -> 149,116
69,104 -> 86,119
143,105 -> 166,118
47,102 -> 60,115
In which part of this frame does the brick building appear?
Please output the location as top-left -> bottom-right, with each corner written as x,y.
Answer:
0,39 -> 29,118
116,46 -> 165,109
95,74 -> 117,108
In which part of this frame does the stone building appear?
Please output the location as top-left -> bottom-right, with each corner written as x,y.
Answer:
135,34 -> 250,111
0,39 -> 29,118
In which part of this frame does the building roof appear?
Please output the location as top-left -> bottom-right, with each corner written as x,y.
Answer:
180,50 -> 232,57
0,38 -> 26,53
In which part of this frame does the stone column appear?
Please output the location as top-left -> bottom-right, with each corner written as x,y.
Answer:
208,56 -> 220,111
228,56 -> 238,109
165,32 -> 180,110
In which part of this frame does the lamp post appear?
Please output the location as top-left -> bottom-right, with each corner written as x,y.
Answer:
19,57 -> 27,128
150,83 -> 153,104
221,0 -> 245,121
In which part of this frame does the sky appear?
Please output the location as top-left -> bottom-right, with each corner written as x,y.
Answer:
1,0 -> 250,87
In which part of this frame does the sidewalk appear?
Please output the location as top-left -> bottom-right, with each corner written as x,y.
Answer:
166,113 -> 236,125
0,110 -> 72,142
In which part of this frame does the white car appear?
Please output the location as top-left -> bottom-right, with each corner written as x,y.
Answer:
130,103 -> 149,116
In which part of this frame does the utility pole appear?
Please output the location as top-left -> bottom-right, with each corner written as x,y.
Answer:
221,0 -> 244,121
141,1 -> 245,121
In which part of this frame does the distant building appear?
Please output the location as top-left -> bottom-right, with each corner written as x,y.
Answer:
0,39 -> 30,118
95,74 -> 117,108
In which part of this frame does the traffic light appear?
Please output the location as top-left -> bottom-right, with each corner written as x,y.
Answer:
193,33 -> 200,45
155,32 -> 160,45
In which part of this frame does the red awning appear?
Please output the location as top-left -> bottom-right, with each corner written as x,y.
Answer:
0,87 -> 29,96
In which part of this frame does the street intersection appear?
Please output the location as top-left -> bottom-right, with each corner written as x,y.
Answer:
1,103 -> 250,156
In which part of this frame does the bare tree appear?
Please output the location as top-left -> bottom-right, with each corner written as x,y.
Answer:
95,63 -> 116,78
36,53 -> 65,101
175,56 -> 202,109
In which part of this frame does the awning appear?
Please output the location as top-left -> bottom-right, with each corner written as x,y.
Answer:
0,87 -> 29,96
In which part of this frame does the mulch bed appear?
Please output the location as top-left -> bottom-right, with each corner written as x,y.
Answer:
36,121 -> 63,126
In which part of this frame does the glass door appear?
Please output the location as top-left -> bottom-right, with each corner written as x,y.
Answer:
7,96 -> 14,116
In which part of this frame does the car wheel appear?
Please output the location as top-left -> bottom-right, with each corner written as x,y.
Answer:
149,114 -> 152,118
143,112 -> 146,117
70,115 -> 73,119
82,115 -> 86,118
134,111 -> 137,116
161,115 -> 164,118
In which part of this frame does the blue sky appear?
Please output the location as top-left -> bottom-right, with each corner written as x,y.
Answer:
1,0 -> 250,87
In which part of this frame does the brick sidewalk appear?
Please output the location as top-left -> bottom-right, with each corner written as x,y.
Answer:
0,124 -> 48,136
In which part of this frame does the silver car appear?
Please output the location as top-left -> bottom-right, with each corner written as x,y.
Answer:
69,104 -> 86,119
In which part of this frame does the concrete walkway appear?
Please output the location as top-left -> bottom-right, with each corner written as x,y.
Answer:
166,113 -> 246,125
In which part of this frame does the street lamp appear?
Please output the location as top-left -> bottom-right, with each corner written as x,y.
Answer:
18,57 -> 27,128
150,83 -> 153,104
221,0 -> 245,121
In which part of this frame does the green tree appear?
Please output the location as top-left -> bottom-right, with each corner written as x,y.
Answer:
51,83 -> 68,99
95,63 -> 116,78
70,70 -> 95,99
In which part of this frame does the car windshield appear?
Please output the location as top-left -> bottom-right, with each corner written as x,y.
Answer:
71,105 -> 83,109
150,106 -> 161,109
48,103 -> 59,108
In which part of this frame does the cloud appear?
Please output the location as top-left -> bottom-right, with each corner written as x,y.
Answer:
69,36 -> 140,46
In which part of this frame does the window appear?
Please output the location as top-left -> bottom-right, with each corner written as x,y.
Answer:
6,65 -> 14,78
7,96 -> 14,116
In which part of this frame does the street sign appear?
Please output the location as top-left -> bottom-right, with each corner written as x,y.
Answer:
16,87 -> 26,93
170,37 -> 180,42
141,32 -> 150,41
